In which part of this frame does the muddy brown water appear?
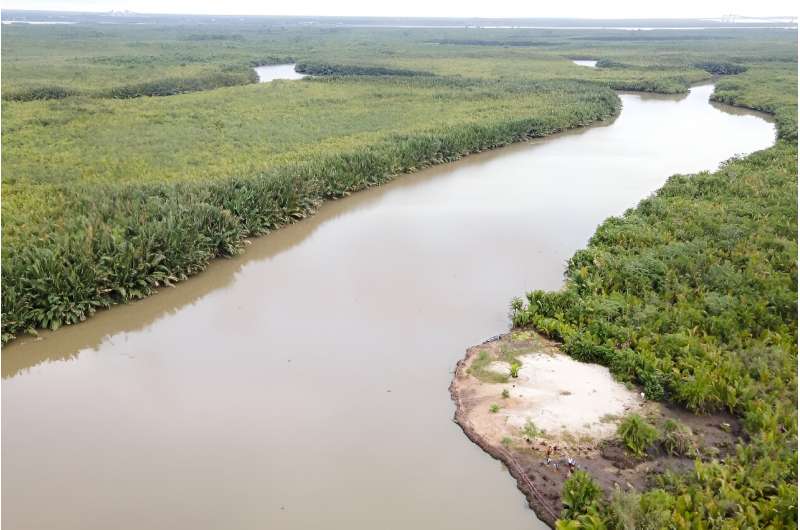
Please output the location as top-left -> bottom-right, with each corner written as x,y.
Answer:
2,84 -> 775,530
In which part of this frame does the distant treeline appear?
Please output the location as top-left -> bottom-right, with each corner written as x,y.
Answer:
593,58 -> 748,76
0,61 -> 443,102
571,34 -> 734,41
429,39 -> 558,47
2,69 -> 257,101
694,61 -> 748,75
294,62 -> 434,77
104,71 -> 256,98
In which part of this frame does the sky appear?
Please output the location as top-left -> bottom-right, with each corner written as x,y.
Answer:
3,0 -> 798,19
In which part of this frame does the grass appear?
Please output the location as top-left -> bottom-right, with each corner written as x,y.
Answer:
468,351 -> 508,384
521,420 -> 540,439
467,343 -> 530,384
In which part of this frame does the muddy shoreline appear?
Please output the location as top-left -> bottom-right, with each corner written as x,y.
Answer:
450,332 -> 742,528
450,347 -> 562,525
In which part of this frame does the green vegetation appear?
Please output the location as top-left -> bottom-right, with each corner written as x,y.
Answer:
4,21 -> 794,100
711,63 -> 798,140
660,418 -> 696,457
467,341 -> 534,383
1,78 -> 618,340
295,62 -> 433,77
501,388 -> 510,399
489,404 -> 500,414
617,414 -> 658,457
521,420 -> 541,439
601,487 -> 674,530
468,351 -> 509,384
2,19 -> 797,526
561,471 -> 604,521
512,60 -> 798,526
4,21 -> 796,342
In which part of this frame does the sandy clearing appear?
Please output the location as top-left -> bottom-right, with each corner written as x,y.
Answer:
450,331 -> 741,527
503,351 -> 642,439
456,334 -> 643,446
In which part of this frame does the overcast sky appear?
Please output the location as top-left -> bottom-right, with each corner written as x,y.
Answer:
3,0 -> 798,19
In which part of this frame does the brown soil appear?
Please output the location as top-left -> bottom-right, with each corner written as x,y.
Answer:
449,331 -> 741,527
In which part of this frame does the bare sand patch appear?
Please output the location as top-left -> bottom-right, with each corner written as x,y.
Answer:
456,333 -> 643,448
504,351 -> 642,439
487,360 -> 512,375
450,330 -> 741,527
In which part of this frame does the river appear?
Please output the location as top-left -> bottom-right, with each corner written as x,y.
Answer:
1,84 -> 774,530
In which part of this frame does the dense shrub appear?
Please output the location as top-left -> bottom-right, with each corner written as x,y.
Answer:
661,418 -> 696,457
2,85 -> 76,101
518,71 -> 798,527
694,61 -> 747,75
104,71 -> 255,98
561,471 -> 603,520
431,39 -> 557,47
618,414 -> 659,456
595,58 -> 628,68
295,62 -> 433,77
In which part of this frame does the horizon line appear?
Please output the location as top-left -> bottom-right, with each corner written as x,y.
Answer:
1,8 -> 798,21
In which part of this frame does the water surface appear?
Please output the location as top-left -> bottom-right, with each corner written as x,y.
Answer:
253,63 -> 306,83
1,84 -> 775,530
573,59 -> 598,67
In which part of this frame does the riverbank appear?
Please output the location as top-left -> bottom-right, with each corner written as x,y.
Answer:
482,63 -> 796,525
2,77 -> 620,343
7,22 -> 797,344
451,332 -> 744,527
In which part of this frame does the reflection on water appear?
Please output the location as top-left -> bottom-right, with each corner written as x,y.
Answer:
1,84 -> 775,530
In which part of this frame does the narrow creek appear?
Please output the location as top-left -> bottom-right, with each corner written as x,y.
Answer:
1,84 -> 775,530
